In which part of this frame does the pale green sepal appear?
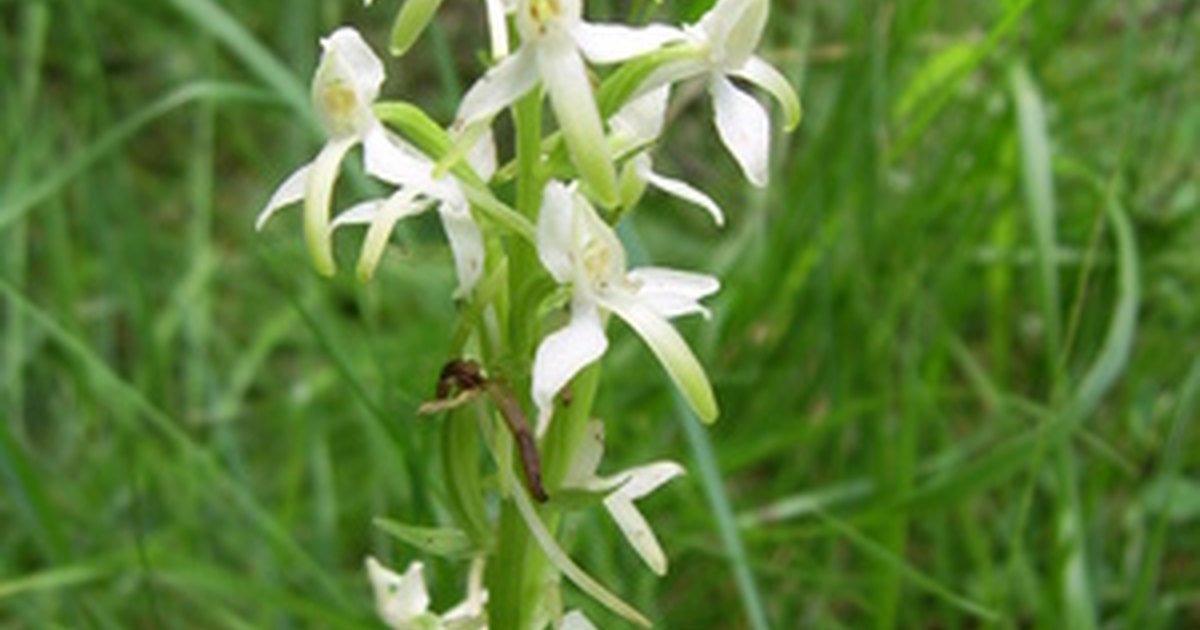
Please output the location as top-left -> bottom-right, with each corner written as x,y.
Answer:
372,518 -> 478,559
604,294 -> 718,423
390,0 -> 445,56
303,136 -> 355,276
597,44 -> 704,118
733,55 -> 801,131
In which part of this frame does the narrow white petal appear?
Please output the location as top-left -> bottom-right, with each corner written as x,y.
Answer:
573,22 -> 686,65
613,461 -> 686,501
604,496 -> 669,575
331,199 -> 383,228
365,557 -> 431,627
362,126 -> 437,188
602,292 -> 718,423
531,299 -> 608,416
610,86 -> 670,148
256,163 -> 311,231
696,0 -> 767,67
731,55 -> 802,131
536,181 -> 577,283
640,167 -> 725,227
537,33 -> 617,205
356,189 -> 433,282
437,201 -> 486,297
305,136 -> 357,276
628,266 -> 720,320
485,0 -> 511,58
455,46 -> 539,129
711,75 -> 770,187
562,611 -> 599,630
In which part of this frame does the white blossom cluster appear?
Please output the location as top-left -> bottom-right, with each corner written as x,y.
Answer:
257,0 -> 797,627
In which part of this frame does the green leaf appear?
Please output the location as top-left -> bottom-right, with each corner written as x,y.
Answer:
373,518 -> 478,559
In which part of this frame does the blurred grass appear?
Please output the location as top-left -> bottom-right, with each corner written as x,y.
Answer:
2,0 -> 1199,628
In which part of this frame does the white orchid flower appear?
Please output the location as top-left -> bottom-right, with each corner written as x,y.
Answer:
636,0 -> 800,187
329,131 -> 494,296
610,87 -> 724,226
366,556 -> 487,630
453,0 -> 685,206
563,421 -> 686,575
256,27 -> 395,276
531,181 -> 719,430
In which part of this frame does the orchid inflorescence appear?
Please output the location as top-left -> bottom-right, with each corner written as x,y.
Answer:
258,0 -> 797,627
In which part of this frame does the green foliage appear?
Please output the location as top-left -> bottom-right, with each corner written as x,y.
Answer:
2,0 -> 1197,628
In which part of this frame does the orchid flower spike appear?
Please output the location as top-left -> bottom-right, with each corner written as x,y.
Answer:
640,0 -> 800,187
330,132 -> 494,296
610,86 -> 724,226
532,181 -> 719,431
452,0 -> 685,206
366,556 -> 488,630
563,422 -> 686,575
256,27 -> 391,276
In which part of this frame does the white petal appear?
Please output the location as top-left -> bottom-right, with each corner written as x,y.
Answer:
601,292 -> 718,423
627,266 -> 720,319
711,75 -> 769,187
362,126 -> 437,188
321,28 -> 385,103
730,55 -> 801,131
365,557 -> 430,627
455,46 -> 539,130
531,298 -> 608,416
610,86 -> 670,148
536,181 -> 577,283
437,201 -> 486,298
256,163 -> 311,231
356,188 -> 434,282
485,0 -> 511,58
305,136 -> 358,276
612,461 -> 686,501
573,22 -> 686,65
640,166 -> 725,227
603,462 -> 684,574
561,611 -> 599,630
331,199 -> 384,228
536,33 -> 617,205
695,0 -> 767,67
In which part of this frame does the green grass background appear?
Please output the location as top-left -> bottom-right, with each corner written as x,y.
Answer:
2,0 -> 1198,627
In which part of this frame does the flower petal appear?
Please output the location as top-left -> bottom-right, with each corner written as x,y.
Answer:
331,199 -> 382,228
695,0 -> 767,68
563,420 -> 607,488
610,86 -> 670,149
363,126 -> 437,188
322,28 -> 385,102
731,55 -> 801,131
437,200 -> 486,298
601,292 -> 718,423
531,298 -> 608,418
365,557 -> 431,627
604,463 -> 685,574
314,28 -> 386,137
711,74 -> 769,187
485,0 -> 512,58
466,127 -> 498,181
573,22 -> 686,65
455,46 -> 539,130
305,136 -> 357,276
256,163 -> 311,231
536,181 -> 577,283
356,188 -> 434,282
627,267 -> 720,319
536,33 -> 618,206
639,165 -> 725,227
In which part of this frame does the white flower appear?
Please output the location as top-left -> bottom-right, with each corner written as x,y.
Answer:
563,421 -> 685,575
453,0 -> 684,206
637,0 -> 800,187
365,556 -> 487,630
256,27 -> 391,276
610,87 -> 724,226
330,132 -> 494,296
531,181 -> 719,429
